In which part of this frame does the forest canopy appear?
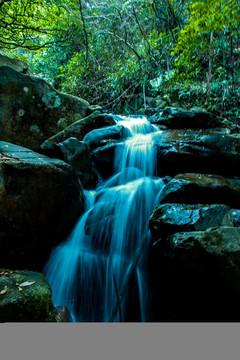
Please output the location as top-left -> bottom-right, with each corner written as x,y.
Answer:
1,0 -> 240,119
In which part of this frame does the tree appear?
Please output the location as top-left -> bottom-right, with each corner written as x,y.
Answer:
0,0 -> 70,50
1,0 -> 239,119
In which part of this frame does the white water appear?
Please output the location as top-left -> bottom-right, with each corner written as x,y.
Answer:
43,115 -> 164,322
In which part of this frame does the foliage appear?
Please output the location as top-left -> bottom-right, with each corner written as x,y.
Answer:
0,0 -> 239,121
0,0 -> 69,49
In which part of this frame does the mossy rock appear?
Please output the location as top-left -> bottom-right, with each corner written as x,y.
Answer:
0,141 -> 85,270
0,270 -> 56,322
159,173 -> 240,209
153,129 -> 240,177
40,111 -> 116,151
149,203 -> 233,240
157,106 -> 218,129
0,66 -> 89,151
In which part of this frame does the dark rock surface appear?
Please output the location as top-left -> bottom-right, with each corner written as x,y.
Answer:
0,54 -> 29,74
153,128 -> 240,177
159,173 -> 240,208
83,125 -> 124,150
92,142 -> 118,178
0,141 -> 85,270
0,270 -> 56,322
154,106 -> 219,129
55,305 -> 73,322
40,111 -> 116,151
149,203 -> 233,240
232,210 -> 240,227
89,127 -> 240,179
59,137 -> 98,188
0,66 -> 90,150
166,227 -> 240,321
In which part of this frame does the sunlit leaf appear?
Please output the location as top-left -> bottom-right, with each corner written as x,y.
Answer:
19,281 -> 36,287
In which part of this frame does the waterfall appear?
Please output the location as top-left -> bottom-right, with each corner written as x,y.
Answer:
43,115 -> 164,322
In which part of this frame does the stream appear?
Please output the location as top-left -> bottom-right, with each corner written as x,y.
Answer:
43,115 -> 165,322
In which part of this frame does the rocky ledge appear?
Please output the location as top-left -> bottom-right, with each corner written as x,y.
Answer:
0,141 -> 85,271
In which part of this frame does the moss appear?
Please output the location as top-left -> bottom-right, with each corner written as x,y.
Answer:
0,270 -> 56,322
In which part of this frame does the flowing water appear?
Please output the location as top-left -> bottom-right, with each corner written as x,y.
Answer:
43,115 -> 164,322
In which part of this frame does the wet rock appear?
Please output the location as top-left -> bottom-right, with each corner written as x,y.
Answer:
59,137 -> 98,188
149,203 -> 233,240
159,173 -> 240,209
83,125 -> 124,150
168,227 -> 240,284
0,270 -> 56,322
86,104 -> 103,116
155,106 -> 220,129
0,141 -> 85,270
55,306 -> 73,322
232,210 -> 240,227
0,66 -> 89,150
92,142 -> 118,178
153,129 -> 240,177
166,227 -> 240,321
40,111 -> 116,152
0,54 -> 29,74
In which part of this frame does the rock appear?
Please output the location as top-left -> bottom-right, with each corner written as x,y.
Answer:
145,107 -> 157,116
90,128 -> 240,179
86,104 -> 103,116
168,226 -> 240,284
92,142 -> 118,178
59,137 -> 98,188
232,210 -> 240,227
0,141 -> 85,270
83,125 -> 124,150
153,129 -> 240,177
159,173 -> 240,209
0,270 -> 56,322
0,66 -> 89,150
55,305 -> 73,322
155,106 -> 219,129
149,203 -> 233,240
166,227 -> 240,320
0,54 -> 29,74
136,108 -> 146,115
40,111 -> 116,152
145,97 -> 167,110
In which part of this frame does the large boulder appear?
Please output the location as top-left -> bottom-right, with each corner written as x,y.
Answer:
58,137 -> 98,188
153,128 -> 240,177
0,66 -> 89,150
147,202 -> 235,320
0,54 -> 29,74
166,227 -> 240,321
159,173 -> 240,208
92,142 -> 118,178
151,106 -> 224,129
149,203 -> 233,241
40,111 -> 116,152
83,125 -> 124,150
0,270 -> 56,322
0,141 -> 85,270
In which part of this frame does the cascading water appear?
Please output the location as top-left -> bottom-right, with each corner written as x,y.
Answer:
43,115 -> 164,322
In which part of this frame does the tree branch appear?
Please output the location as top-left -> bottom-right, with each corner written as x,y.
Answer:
132,5 -> 151,57
0,0 -> 12,9
78,0 -> 89,65
102,30 -> 142,60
